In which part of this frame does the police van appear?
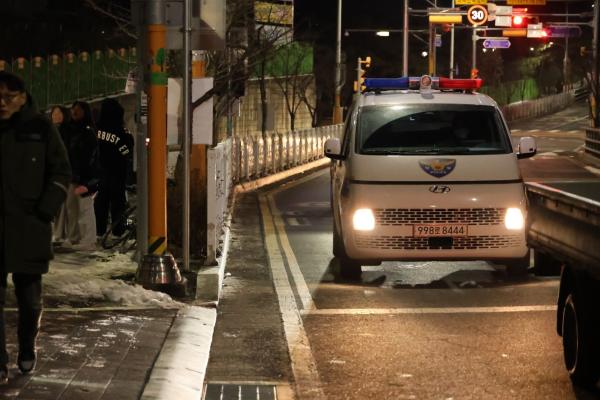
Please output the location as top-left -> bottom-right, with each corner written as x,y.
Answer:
325,76 -> 536,279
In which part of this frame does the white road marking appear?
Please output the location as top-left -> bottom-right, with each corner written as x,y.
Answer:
528,129 -> 540,133
259,196 -> 325,400
268,195 -> 315,311
568,130 -> 579,134
511,129 -> 521,132
287,217 -> 300,226
549,129 -> 559,133
301,305 -> 557,316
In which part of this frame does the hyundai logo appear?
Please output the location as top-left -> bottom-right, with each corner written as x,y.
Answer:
429,185 -> 451,194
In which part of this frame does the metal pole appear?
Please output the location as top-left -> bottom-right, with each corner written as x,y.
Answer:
594,0 -> 600,126
333,0 -> 343,124
472,28 -> 477,73
564,3 -> 569,88
449,0 -> 455,78
428,23 -> 435,75
131,0 -> 148,263
403,0 -> 409,76
182,0 -> 191,271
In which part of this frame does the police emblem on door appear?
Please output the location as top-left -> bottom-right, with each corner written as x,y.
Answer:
419,159 -> 456,178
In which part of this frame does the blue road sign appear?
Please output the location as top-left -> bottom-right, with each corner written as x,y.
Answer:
483,39 -> 511,49
546,26 -> 582,38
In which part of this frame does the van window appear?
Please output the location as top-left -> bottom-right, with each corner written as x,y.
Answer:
356,105 -> 512,155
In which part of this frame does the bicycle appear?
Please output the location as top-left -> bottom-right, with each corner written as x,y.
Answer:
100,184 -> 138,253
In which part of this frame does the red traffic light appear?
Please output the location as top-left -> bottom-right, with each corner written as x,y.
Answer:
512,15 -> 524,26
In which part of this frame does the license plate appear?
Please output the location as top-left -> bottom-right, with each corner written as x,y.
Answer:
413,224 -> 468,237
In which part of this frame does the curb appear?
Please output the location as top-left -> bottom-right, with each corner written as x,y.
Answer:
194,157 -> 330,304
140,306 -> 217,400
143,157 -> 330,400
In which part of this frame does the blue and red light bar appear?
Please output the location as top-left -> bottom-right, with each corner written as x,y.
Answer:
363,76 -> 483,92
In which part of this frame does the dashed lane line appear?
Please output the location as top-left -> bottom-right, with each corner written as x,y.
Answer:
300,305 -> 557,316
259,196 -> 325,400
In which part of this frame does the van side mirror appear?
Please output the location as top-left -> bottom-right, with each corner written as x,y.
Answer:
324,138 -> 345,160
517,136 -> 536,159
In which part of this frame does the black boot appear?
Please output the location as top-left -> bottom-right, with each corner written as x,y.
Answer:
14,274 -> 42,375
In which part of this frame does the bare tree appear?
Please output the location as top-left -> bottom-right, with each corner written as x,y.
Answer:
268,42 -> 313,131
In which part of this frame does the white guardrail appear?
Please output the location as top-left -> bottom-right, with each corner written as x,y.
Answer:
206,124 -> 344,264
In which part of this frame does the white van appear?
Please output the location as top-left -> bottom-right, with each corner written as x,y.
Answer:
325,76 -> 536,279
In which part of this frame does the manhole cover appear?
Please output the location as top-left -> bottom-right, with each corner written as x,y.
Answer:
203,383 -> 277,400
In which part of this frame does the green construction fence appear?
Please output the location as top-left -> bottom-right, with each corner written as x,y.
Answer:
0,48 -> 136,110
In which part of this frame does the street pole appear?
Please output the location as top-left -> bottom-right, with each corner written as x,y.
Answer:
182,0 -> 191,271
564,3 -> 569,88
449,0 -> 455,78
594,0 -> 600,127
131,0 -> 148,263
428,23 -> 435,75
403,0 -> 409,76
333,0 -> 343,124
472,28 -> 477,74
146,1 -> 168,257
136,0 -> 186,296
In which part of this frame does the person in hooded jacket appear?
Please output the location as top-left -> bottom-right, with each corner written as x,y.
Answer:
94,98 -> 133,238
0,72 -> 71,382
63,101 -> 101,249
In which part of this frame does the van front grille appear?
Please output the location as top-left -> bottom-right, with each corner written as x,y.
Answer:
374,208 -> 505,226
355,234 -> 522,250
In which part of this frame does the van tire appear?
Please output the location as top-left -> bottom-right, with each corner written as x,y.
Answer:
562,293 -> 600,387
333,223 -> 345,257
332,257 -> 362,281
506,251 -> 531,276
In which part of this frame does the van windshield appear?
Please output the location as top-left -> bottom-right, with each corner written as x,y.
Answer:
356,104 -> 512,155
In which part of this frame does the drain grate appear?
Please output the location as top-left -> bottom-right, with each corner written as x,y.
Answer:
203,384 -> 277,400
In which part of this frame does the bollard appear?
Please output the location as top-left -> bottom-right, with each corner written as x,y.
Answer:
137,253 -> 187,297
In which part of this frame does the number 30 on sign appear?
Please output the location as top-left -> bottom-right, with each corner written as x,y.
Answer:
467,4 -> 488,26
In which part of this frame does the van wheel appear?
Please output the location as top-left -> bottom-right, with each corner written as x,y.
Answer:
562,293 -> 600,386
332,215 -> 346,257
533,250 -> 562,276
506,251 -> 531,276
332,257 -> 362,281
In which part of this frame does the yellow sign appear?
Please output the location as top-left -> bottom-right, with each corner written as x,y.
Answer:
255,2 -> 293,26
507,0 -> 545,5
456,0 -> 487,4
429,15 -> 463,24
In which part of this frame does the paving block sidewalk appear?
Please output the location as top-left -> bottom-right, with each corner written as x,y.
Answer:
0,308 -> 177,400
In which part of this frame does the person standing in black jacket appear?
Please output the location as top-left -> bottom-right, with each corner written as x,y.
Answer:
94,98 -> 133,238
64,101 -> 100,249
0,72 -> 71,382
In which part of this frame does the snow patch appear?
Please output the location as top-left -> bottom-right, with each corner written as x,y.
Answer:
39,250 -> 184,308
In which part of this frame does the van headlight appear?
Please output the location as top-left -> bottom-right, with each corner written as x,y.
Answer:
504,208 -> 525,230
353,208 -> 375,231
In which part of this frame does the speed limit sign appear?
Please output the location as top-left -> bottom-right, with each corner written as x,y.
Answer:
467,5 -> 488,26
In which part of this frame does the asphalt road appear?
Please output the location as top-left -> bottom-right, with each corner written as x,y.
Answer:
207,101 -> 600,399
262,113 -> 600,398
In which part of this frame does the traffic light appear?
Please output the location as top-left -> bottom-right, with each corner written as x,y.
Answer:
355,56 -> 371,93
512,15 -> 525,26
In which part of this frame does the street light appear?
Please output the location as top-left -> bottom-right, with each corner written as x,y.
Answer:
421,51 -> 428,58
376,31 -> 390,37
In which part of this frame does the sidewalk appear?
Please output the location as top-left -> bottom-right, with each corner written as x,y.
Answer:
0,247 -> 215,400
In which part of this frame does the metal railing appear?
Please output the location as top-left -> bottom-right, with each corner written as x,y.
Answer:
206,125 -> 343,264
0,48 -> 136,110
585,128 -> 600,159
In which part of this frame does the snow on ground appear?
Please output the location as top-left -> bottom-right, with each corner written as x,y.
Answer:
23,250 -> 184,309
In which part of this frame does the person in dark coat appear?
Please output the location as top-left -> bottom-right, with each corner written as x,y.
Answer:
63,101 -> 101,249
94,98 -> 133,238
0,72 -> 71,382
